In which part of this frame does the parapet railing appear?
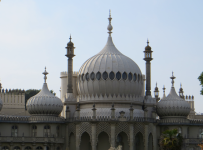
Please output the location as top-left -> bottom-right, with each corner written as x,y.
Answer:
157,119 -> 203,125
0,115 -> 156,123
184,138 -> 203,144
0,115 -> 29,122
0,136 -> 64,143
66,116 -> 156,122
0,115 -> 65,123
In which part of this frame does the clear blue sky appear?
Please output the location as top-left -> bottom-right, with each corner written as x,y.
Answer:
0,0 -> 202,112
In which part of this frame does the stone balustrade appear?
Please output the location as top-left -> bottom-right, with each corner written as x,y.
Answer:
0,136 -> 64,143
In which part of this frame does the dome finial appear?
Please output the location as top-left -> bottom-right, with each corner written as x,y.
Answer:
69,34 -> 72,42
180,83 -> 182,88
42,67 -> 49,83
107,9 -> 113,36
147,39 -> 149,46
170,71 -> 176,87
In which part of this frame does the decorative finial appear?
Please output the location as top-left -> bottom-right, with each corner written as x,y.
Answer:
170,72 -> 176,87
107,10 -> 113,36
147,39 -> 149,46
180,83 -> 182,88
42,67 -> 49,83
156,82 -> 157,87
69,34 -> 72,42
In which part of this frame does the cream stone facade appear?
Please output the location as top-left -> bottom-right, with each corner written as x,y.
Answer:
0,12 -> 203,150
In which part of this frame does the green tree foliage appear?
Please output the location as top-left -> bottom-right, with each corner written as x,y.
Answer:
159,128 -> 183,150
198,72 -> 203,95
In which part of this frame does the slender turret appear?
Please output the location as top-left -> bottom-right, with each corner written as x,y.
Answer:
143,39 -> 153,96
64,35 -> 76,103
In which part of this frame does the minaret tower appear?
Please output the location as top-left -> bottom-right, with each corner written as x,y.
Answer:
143,39 -> 153,96
65,35 -> 76,103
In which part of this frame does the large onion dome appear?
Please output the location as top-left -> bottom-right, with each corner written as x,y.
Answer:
26,68 -> 63,116
77,12 -> 143,101
157,73 -> 190,118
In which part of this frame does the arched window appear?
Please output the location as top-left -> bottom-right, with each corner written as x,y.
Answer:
36,147 -> 43,150
90,72 -> 95,80
116,72 -> 121,80
102,71 -> 108,80
32,125 -> 37,137
178,127 -> 182,134
199,128 -> 203,138
85,73 -> 89,81
128,73 -> 132,81
109,71 -> 115,80
13,147 -> 20,150
133,73 -> 137,81
44,125 -> 51,137
96,72 -> 101,80
11,125 -> 18,137
138,74 -> 140,82
25,146 -> 31,150
56,126 -> 60,137
81,74 -> 85,81
122,72 -> 127,80
2,146 -> 9,150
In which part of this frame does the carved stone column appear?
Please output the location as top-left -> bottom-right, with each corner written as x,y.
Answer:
43,144 -> 47,150
144,123 -> 149,150
75,123 -> 80,150
129,123 -> 134,150
91,123 -> 96,150
65,124 -> 69,150
152,124 -> 157,150
110,123 -> 116,147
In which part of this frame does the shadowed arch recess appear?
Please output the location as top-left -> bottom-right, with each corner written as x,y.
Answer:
97,132 -> 110,150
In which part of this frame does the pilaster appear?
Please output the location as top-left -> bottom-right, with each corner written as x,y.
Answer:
91,123 -> 96,150
152,124 -> 157,150
144,123 -> 149,150
129,123 -> 134,150
75,123 -> 80,150
110,123 -> 116,147
65,124 -> 69,150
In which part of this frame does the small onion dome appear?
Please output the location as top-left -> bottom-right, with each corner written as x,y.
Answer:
67,35 -> 74,47
26,68 -> 63,116
145,39 -> 151,51
0,97 -> 3,111
157,73 -> 190,118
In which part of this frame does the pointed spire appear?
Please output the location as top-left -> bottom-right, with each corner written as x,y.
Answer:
170,71 -> 176,87
69,34 -> 72,42
42,67 -> 49,83
163,85 -> 166,98
180,83 -> 182,88
107,9 -> 113,36
147,39 -> 149,46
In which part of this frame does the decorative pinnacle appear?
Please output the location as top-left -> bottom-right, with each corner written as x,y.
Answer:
107,9 -> 113,36
42,67 -> 49,83
170,72 -> 176,87
147,39 -> 149,46
156,82 -> 157,87
69,35 -> 72,42
180,83 -> 182,88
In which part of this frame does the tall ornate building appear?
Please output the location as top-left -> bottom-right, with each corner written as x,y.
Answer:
0,11 -> 203,150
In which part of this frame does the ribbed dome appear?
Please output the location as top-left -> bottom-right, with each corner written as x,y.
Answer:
77,14 -> 143,101
0,96 -> 3,111
26,83 -> 63,116
26,68 -> 63,116
157,75 -> 190,118
77,36 -> 143,99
